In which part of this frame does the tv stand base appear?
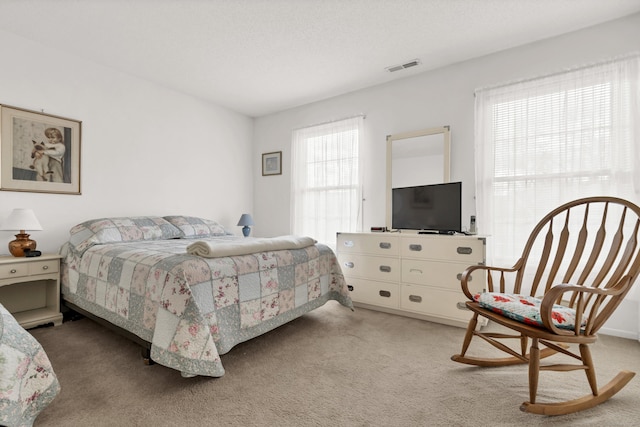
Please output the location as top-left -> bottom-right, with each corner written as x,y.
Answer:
418,230 -> 455,235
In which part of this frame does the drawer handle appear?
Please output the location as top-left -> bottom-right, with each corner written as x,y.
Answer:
347,285 -> 354,292
408,295 -> 422,303
379,242 -> 391,249
456,273 -> 472,281
343,240 -> 354,248
42,265 -> 49,270
457,246 -> 473,255
10,268 -> 17,274
409,268 -> 423,274
379,290 -> 391,298
344,262 -> 354,268
409,244 -> 422,251
379,265 -> 391,273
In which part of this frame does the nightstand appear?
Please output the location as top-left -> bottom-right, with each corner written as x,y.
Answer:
0,254 -> 63,329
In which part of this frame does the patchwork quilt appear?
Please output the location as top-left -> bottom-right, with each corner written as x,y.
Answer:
60,236 -> 353,377
0,303 -> 60,427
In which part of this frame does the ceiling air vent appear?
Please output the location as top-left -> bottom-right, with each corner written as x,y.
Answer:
386,59 -> 421,73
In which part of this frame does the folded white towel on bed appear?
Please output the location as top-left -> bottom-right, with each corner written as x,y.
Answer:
186,235 -> 317,258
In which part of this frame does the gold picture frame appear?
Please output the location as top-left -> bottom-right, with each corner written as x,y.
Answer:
0,104 -> 82,194
262,151 -> 282,176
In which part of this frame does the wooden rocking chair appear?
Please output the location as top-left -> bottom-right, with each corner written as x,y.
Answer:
452,196 -> 640,415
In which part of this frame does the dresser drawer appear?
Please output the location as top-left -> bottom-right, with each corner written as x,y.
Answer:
346,277 -> 399,308
400,284 -> 475,322
400,236 -> 485,263
337,233 -> 399,256
338,253 -> 400,282
401,259 -> 485,294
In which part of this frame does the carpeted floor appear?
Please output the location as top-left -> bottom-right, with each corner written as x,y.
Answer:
30,301 -> 640,426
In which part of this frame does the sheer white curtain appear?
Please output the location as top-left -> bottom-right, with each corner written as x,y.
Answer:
291,116 -> 363,247
475,54 -> 640,271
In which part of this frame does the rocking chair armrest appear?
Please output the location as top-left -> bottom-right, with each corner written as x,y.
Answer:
539,278 -> 632,335
459,264 -> 520,300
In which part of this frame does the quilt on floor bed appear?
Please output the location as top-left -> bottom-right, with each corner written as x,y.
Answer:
60,232 -> 352,377
0,303 -> 60,427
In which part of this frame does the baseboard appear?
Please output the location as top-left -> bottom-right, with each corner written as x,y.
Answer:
599,326 -> 639,341
352,301 -> 487,329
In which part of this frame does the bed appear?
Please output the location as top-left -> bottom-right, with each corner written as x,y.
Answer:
0,302 -> 60,427
60,216 -> 353,378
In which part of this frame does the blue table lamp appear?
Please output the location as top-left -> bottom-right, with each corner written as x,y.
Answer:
237,214 -> 254,237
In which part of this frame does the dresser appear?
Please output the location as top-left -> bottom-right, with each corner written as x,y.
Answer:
336,232 -> 487,328
0,254 -> 63,329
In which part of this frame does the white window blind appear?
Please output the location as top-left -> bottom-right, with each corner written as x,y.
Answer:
475,54 -> 640,270
291,116 -> 363,247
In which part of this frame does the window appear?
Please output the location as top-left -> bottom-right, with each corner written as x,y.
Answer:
475,55 -> 639,266
291,116 -> 363,247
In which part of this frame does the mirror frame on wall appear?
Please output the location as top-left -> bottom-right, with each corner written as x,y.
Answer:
385,125 -> 451,231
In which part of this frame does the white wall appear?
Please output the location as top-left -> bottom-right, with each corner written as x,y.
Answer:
0,30 -> 254,253
253,13 -> 640,338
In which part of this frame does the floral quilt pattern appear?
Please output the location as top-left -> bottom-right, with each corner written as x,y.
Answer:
60,236 -> 352,377
0,303 -> 60,427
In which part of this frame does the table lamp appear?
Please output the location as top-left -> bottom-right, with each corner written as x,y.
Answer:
237,214 -> 254,237
1,208 -> 43,257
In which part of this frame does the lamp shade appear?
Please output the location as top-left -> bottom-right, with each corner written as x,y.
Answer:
237,214 -> 254,227
1,208 -> 43,231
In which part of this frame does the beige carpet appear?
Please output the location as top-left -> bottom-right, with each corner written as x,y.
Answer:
30,302 -> 640,426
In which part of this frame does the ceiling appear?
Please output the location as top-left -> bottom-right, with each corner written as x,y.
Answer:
1,0 -> 639,118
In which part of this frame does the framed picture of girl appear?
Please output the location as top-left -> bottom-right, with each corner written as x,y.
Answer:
0,104 -> 82,194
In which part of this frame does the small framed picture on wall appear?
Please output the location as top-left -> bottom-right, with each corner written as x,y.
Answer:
262,151 -> 282,176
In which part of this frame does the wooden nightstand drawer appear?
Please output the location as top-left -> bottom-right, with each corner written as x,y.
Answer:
28,259 -> 59,275
0,263 -> 28,279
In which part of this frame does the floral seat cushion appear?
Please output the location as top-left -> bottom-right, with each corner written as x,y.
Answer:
473,292 -> 586,330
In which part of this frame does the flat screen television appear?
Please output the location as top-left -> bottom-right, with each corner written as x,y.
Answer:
392,182 -> 462,233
